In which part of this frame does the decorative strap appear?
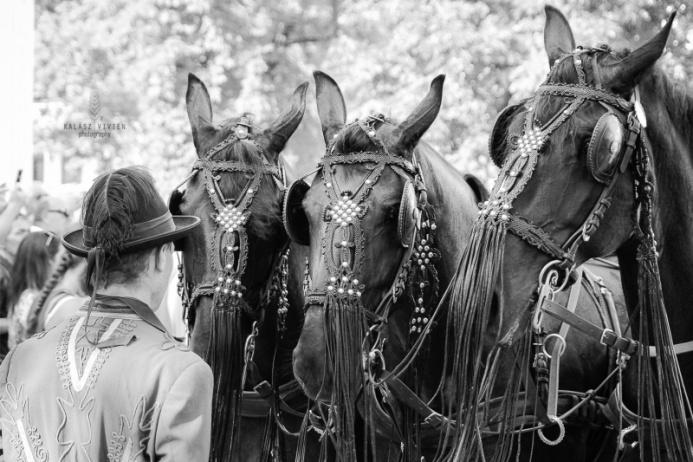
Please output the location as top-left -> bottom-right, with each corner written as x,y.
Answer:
193,159 -> 281,176
541,298 -> 639,355
320,151 -> 417,176
536,84 -> 633,112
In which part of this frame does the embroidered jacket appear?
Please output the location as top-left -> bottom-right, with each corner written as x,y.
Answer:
0,302 -> 213,461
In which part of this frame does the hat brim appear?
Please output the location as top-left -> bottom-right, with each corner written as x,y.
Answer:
62,215 -> 201,257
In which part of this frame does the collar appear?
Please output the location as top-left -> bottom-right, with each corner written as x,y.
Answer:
89,294 -> 169,335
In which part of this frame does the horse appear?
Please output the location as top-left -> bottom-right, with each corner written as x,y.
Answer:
444,6 -> 693,461
284,71 -> 629,462
285,70 -> 480,461
169,73 -> 322,462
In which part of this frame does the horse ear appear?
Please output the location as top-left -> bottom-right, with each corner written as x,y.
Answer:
392,75 -> 445,155
262,82 -> 309,160
186,73 -> 213,153
544,5 -> 576,67
314,71 -> 346,145
602,12 -> 675,91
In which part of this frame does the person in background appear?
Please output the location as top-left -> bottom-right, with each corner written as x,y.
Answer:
0,166 -> 212,461
0,186 -> 30,359
33,195 -> 77,237
6,231 -> 60,348
28,249 -> 87,333
27,194 -> 86,334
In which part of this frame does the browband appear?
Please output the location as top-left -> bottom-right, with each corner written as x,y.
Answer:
193,159 -> 281,176
320,151 -> 417,176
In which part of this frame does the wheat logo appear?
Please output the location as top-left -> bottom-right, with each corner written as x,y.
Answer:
88,90 -> 102,123
63,87 -> 126,140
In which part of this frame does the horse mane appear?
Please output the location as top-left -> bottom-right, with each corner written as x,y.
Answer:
645,66 -> 693,149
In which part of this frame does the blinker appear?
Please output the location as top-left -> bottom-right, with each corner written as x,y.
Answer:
586,112 -> 625,184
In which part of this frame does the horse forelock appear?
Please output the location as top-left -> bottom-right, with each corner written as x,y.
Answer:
330,117 -> 396,155
194,135 -> 284,242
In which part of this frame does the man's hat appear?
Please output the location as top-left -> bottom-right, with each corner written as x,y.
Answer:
63,167 -> 200,257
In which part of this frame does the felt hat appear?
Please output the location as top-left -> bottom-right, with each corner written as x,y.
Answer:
62,168 -> 200,257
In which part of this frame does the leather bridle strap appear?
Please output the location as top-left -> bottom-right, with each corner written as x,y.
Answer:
541,299 -> 639,355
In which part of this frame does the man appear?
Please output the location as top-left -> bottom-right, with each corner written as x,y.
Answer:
0,167 -> 213,461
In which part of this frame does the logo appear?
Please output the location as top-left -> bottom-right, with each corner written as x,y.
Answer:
63,89 -> 126,139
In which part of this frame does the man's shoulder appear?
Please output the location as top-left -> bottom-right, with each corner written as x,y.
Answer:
125,322 -> 207,369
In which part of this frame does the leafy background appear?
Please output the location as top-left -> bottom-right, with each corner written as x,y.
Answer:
34,0 -> 692,192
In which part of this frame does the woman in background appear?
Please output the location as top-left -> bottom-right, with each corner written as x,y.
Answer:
29,249 -> 87,332
6,231 -> 60,348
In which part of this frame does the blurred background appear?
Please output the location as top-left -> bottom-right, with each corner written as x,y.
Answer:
0,0 -> 690,352
3,0 -> 693,196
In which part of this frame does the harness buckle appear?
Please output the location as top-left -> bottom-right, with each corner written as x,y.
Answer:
599,328 -> 616,347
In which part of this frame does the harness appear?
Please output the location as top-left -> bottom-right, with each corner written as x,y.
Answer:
284,116 -> 444,456
482,47 -> 693,452
170,121 -> 308,460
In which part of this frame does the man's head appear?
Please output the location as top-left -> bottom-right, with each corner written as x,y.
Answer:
63,166 -> 199,309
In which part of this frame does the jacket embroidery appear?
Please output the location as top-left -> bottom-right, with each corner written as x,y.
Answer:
107,396 -> 158,462
0,383 -> 49,462
56,388 -> 95,462
56,316 -> 137,392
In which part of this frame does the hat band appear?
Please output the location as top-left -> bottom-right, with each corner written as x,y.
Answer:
83,211 -> 176,247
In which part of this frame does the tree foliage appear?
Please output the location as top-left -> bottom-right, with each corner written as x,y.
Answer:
34,0 -> 692,190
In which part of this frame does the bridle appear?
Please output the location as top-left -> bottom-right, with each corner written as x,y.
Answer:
171,121 -> 310,459
294,116 -> 439,334
173,126 -> 289,329
289,116 -> 445,453
484,48 -> 644,274
477,48 -> 658,447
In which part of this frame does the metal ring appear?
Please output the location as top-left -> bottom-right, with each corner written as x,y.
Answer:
537,415 -> 566,446
542,333 -> 567,358
538,260 -> 570,293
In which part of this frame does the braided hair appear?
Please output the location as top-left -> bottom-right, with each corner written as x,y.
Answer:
82,167 -> 169,290
26,251 -> 79,334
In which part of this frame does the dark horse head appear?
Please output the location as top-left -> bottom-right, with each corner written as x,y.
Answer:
446,6 -> 693,461
171,73 -> 307,461
289,71 -> 448,458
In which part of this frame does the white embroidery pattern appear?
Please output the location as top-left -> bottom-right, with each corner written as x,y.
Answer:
107,396 -> 158,462
0,384 -> 48,462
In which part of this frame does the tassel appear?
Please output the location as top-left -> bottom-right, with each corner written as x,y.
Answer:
634,236 -> 693,462
323,295 -> 368,461
208,300 -> 244,462
441,217 -> 535,461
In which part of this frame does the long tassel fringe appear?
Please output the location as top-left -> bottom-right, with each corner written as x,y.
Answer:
323,295 -> 368,461
442,218 -> 527,461
635,236 -> 693,461
208,303 -> 244,462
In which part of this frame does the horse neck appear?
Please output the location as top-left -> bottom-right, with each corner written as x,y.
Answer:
631,68 -> 693,341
